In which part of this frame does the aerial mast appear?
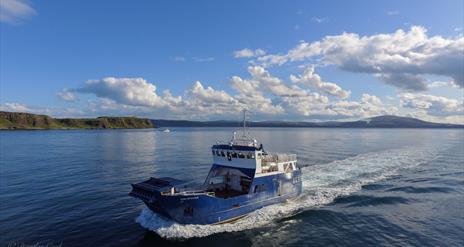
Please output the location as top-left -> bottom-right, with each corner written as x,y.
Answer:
242,109 -> 247,138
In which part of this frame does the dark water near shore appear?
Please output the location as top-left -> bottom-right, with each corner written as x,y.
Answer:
1,128 -> 463,246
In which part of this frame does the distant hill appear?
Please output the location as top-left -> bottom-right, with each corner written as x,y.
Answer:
2,111 -> 460,130
0,111 -> 154,130
152,115 -> 463,128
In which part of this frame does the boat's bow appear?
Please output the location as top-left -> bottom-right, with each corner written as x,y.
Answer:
129,177 -> 185,203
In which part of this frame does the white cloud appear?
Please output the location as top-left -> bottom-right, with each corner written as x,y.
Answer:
234,48 -> 266,58
0,102 -> 88,118
404,111 -> 464,124
218,66 -> 329,116
175,81 -> 241,116
328,94 -> 398,118
0,0 -> 36,24
229,74 -> 286,115
428,81 -> 460,89
56,89 -> 77,101
76,77 -> 167,107
254,26 -> 464,90
229,66 -> 332,117
279,92 -> 330,116
376,73 -> 427,91
0,102 -> 33,112
51,66 -> 462,123
247,66 -> 308,97
290,65 -> 351,98
399,93 -> 464,116
188,81 -> 236,105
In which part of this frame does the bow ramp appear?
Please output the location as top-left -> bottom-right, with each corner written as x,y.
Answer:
129,177 -> 186,202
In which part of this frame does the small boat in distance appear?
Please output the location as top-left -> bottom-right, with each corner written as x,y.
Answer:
129,110 -> 302,225
162,129 -> 170,133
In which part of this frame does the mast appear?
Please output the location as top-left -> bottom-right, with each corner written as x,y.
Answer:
242,109 -> 247,138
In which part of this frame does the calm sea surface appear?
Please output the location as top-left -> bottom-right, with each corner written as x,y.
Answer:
1,128 -> 463,246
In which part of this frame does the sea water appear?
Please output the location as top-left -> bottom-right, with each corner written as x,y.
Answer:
1,128 -> 463,246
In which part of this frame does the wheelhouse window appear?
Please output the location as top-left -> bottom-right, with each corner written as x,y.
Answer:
232,152 -> 238,158
209,176 -> 224,184
238,153 -> 245,159
246,153 -> 254,159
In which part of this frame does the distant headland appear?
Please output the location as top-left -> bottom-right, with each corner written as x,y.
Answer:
0,111 -> 154,130
152,115 -> 463,128
1,111 -> 462,130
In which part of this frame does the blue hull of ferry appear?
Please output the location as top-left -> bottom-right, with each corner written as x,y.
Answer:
131,169 -> 302,225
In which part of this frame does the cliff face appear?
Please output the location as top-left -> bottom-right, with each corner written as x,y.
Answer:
58,117 -> 154,129
0,111 -> 154,130
0,112 -> 62,129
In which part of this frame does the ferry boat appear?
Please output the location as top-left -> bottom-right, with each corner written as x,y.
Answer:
129,111 -> 302,225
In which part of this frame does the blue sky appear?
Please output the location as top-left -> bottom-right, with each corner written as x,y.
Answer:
1,0 -> 463,122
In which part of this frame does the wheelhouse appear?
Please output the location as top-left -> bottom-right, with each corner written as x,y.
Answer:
203,131 -> 298,198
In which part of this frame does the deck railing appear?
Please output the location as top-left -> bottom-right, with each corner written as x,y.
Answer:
162,190 -> 215,196
262,153 -> 297,163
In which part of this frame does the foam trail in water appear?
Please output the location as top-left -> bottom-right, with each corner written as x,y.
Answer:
136,146 -> 437,239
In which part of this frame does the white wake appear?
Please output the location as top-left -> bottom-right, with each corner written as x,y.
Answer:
136,147 -> 437,239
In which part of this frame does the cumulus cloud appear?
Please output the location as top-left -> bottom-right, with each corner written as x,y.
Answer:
278,92 -> 330,117
247,66 -> 308,97
0,0 -> 36,24
229,76 -> 284,114
428,80 -> 460,89
56,89 -> 77,102
328,94 -> 398,118
234,48 -> 266,58
76,77 -> 167,107
188,81 -> 236,105
0,102 -> 87,118
0,102 -> 33,112
399,93 -> 464,116
254,26 -> 464,90
376,73 -> 427,91
55,65 -> 461,122
290,65 -> 351,98
178,81 -> 243,115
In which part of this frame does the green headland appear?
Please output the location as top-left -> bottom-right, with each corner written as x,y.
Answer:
0,111 -> 154,130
